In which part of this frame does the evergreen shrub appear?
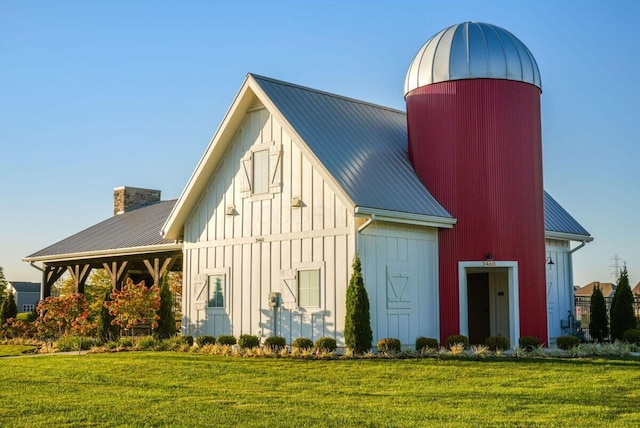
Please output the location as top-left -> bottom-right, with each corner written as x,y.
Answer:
377,338 -> 401,353
196,335 -> 216,347
445,335 -> 469,348
344,254 -> 372,354
217,335 -> 237,346
623,328 -> 640,344
485,336 -> 510,351
264,336 -> 286,351
610,267 -> 637,340
238,334 -> 260,349
314,337 -> 337,352
292,337 -> 314,350
181,335 -> 194,346
518,336 -> 541,350
154,274 -> 177,339
415,337 -> 439,351
588,284 -> 608,342
556,335 -> 580,350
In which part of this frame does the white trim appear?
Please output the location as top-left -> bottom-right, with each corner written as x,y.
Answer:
458,261 -> 519,347
544,231 -> 593,242
355,207 -> 456,229
22,243 -> 182,264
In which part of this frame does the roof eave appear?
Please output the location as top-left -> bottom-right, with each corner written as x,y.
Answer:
355,206 -> 456,229
545,230 -> 594,242
23,243 -> 183,265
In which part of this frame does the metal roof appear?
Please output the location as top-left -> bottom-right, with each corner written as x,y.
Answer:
9,281 -> 40,293
252,75 -> 452,219
544,191 -> 591,239
405,21 -> 541,96
26,200 -> 178,260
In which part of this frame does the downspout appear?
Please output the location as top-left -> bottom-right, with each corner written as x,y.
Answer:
570,240 -> 587,254
357,214 -> 376,233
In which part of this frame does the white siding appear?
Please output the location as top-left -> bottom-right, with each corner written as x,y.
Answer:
545,238 -> 573,345
359,222 -> 439,348
182,108 -> 352,345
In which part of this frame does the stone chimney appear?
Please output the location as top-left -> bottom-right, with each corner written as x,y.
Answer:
113,186 -> 161,215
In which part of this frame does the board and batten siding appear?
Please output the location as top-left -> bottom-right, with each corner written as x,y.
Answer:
182,106 -> 353,344
359,221 -> 439,347
545,238 -> 573,345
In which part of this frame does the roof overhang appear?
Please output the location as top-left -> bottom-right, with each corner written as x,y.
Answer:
22,243 -> 183,265
544,230 -> 594,242
355,206 -> 456,229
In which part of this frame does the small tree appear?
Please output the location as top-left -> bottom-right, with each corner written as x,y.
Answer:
2,292 -> 18,322
154,274 -> 177,339
104,278 -> 160,335
0,266 -> 7,311
96,289 -> 119,342
34,294 -> 94,338
588,283 -> 608,342
610,266 -> 636,340
344,253 -> 372,354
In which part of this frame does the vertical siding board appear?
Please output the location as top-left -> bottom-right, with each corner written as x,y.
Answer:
251,242 -> 261,334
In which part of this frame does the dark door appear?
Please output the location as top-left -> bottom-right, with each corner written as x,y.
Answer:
467,272 -> 490,345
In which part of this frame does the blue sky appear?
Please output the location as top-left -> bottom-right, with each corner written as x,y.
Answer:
1,1 -> 638,287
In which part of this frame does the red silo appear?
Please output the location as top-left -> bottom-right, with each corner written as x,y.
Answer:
405,22 -> 547,345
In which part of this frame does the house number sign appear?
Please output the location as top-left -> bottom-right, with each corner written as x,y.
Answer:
483,260 -> 497,267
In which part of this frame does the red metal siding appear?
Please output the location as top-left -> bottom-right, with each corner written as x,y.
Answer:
406,79 -> 547,343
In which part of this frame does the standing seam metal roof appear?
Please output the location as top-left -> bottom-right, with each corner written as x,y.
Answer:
26,200 -> 177,259
252,74 -> 452,219
543,192 -> 590,237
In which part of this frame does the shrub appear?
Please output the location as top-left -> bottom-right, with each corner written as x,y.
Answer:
264,336 -> 286,351
154,274 -> 177,339
415,337 -> 439,351
181,335 -> 194,346
118,336 -> 134,348
135,336 -> 159,350
556,335 -> 580,350
485,336 -> 509,351
519,336 -> 541,350
344,254 -> 372,354
292,337 -> 314,350
623,328 -> 640,344
196,335 -> 216,347
445,335 -> 469,348
610,267 -> 637,340
217,335 -> 237,346
377,338 -> 401,353
314,337 -> 337,352
16,312 -> 37,322
589,283 -> 608,342
55,336 -> 92,352
238,334 -> 260,349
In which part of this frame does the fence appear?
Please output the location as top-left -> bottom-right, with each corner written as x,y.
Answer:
574,295 -> 640,341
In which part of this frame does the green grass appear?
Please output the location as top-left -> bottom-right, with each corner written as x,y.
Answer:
0,344 -> 38,357
1,353 -> 640,427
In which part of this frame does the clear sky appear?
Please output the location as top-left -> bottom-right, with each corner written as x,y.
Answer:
1,1 -> 638,287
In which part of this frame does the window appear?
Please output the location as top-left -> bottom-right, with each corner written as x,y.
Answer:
207,274 -> 225,308
252,149 -> 269,194
298,269 -> 320,307
23,304 -> 35,312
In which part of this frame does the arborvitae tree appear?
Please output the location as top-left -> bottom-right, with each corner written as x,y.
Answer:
589,283 -> 608,342
154,274 -> 177,339
344,253 -> 372,354
0,266 -> 7,311
610,266 -> 636,340
2,291 -> 18,322
97,289 -> 119,341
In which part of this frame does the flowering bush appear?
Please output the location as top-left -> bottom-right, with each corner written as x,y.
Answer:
2,317 -> 36,339
104,279 -> 160,332
34,293 -> 94,339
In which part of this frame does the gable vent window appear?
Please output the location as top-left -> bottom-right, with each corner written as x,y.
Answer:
240,142 -> 283,198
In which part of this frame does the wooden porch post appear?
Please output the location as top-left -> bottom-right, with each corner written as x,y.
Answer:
103,261 -> 129,290
67,264 -> 91,294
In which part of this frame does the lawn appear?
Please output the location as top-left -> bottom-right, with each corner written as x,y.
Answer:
1,353 -> 639,427
0,344 -> 38,357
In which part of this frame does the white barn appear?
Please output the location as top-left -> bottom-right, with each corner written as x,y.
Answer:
162,73 -> 591,347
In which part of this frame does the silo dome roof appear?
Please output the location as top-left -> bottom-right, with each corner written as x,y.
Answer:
404,21 -> 541,96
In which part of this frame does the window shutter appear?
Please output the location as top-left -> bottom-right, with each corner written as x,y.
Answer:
269,144 -> 282,193
240,154 -> 252,197
280,269 -> 297,310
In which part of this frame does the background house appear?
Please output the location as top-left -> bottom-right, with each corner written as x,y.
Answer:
7,281 -> 40,313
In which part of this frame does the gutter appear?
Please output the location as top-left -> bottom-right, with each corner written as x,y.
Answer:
22,243 -> 183,264
358,214 -> 376,233
570,240 -> 588,254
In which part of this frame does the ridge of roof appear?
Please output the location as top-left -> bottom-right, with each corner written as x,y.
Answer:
250,73 -> 406,116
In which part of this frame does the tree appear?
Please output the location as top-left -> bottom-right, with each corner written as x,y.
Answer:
0,266 -> 8,311
2,291 -> 18,321
85,269 -> 114,319
344,253 -> 372,354
154,274 -> 177,339
104,278 -> 160,334
96,289 -> 119,342
588,283 -> 608,342
34,293 -> 94,338
610,266 -> 636,340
